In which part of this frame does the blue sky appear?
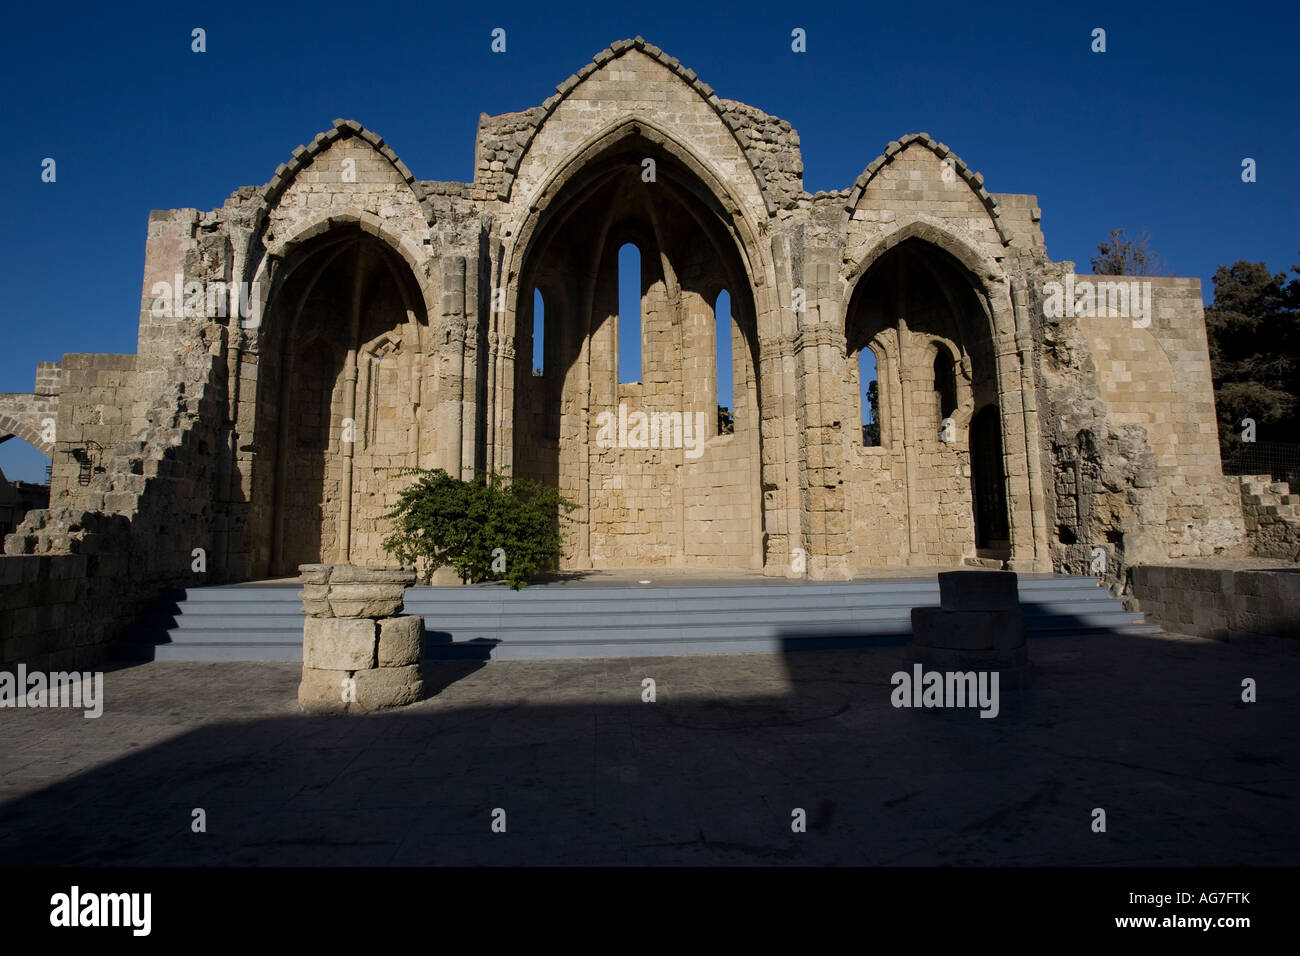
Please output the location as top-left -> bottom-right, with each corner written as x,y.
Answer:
1,0 -> 1296,480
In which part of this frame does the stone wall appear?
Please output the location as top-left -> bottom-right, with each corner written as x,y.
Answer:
45,354 -> 149,507
1076,277 -> 1242,553
1036,267 -> 1245,586
1130,565 -> 1300,642
1,346 -> 224,668
2,209 -> 229,668
0,537 -> 130,671
1238,475 -> 1300,561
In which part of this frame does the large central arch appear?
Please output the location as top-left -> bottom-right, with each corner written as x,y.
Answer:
506,124 -> 766,570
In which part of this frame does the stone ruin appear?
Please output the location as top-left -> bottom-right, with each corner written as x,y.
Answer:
0,37 -> 1270,669
298,564 -> 425,714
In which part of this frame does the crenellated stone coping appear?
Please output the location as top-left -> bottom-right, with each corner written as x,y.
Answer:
844,132 -> 1012,247
257,119 -> 439,231
479,36 -> 792,215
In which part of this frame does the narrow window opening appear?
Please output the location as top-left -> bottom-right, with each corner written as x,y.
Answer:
532,287 -> 544,377
934,349 -> 957,420
715,289 -> 733,435
618,243 -> 641,383
860,347 -> 880,446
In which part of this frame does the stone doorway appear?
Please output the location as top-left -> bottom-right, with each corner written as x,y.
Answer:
969,403 -> 1010,556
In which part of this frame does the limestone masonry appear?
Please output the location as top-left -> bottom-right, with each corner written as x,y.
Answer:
0,38 -> 1262,668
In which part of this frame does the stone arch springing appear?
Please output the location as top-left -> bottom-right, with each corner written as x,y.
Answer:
0,414 -> 54,458
244,209 -> 435,335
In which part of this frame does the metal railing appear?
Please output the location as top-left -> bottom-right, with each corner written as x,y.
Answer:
1221,441 -> 1300,486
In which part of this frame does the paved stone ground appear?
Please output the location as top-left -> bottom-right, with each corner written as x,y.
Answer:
0,630 -> 1297,866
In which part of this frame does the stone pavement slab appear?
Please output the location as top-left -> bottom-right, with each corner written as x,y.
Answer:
0,631 -> 1296,865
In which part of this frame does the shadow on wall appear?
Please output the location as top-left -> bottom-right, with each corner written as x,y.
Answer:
0,345 -> 225,671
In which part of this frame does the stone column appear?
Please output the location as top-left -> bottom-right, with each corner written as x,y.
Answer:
439,256 -> 467,477
297,564 -> 425,714
1010,279 -> 1053,572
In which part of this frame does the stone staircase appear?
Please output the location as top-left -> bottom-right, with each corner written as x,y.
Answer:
1238,475 -> 1300,560
117,575 -> 1157,662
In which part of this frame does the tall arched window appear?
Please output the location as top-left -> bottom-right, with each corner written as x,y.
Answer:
859,346 -> 880,446
618,243 -> 641,383
715,289 -> 733,434
934,348 -> 957,421
532,287 -> 545,377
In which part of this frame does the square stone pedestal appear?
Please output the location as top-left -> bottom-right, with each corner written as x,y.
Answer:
909,570 -> 1032,690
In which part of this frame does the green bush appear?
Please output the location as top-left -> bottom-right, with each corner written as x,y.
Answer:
380,468 -> 576,589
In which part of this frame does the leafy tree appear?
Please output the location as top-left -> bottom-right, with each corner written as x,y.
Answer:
718,404 -> 734,435
381,468 -> 576,589
1205,257 -> 1300,455
1090,228 -> 1171,276
862,380 -> 880,446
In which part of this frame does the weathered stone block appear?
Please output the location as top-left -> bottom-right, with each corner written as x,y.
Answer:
378,615 -> 424,666
910,579 -> 1030,688
912,607 -> 983,649
329,565 -> 416,586
327,583 -> 405,618
303,616 -> 376,670
298,583 -> 332,617
353,664 -> 423,711
298,666 -> 355,714
298,563 -> 331,585
938,570 -> 1019,611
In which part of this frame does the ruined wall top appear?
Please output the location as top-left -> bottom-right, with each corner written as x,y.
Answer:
178,38 -> 1047,273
